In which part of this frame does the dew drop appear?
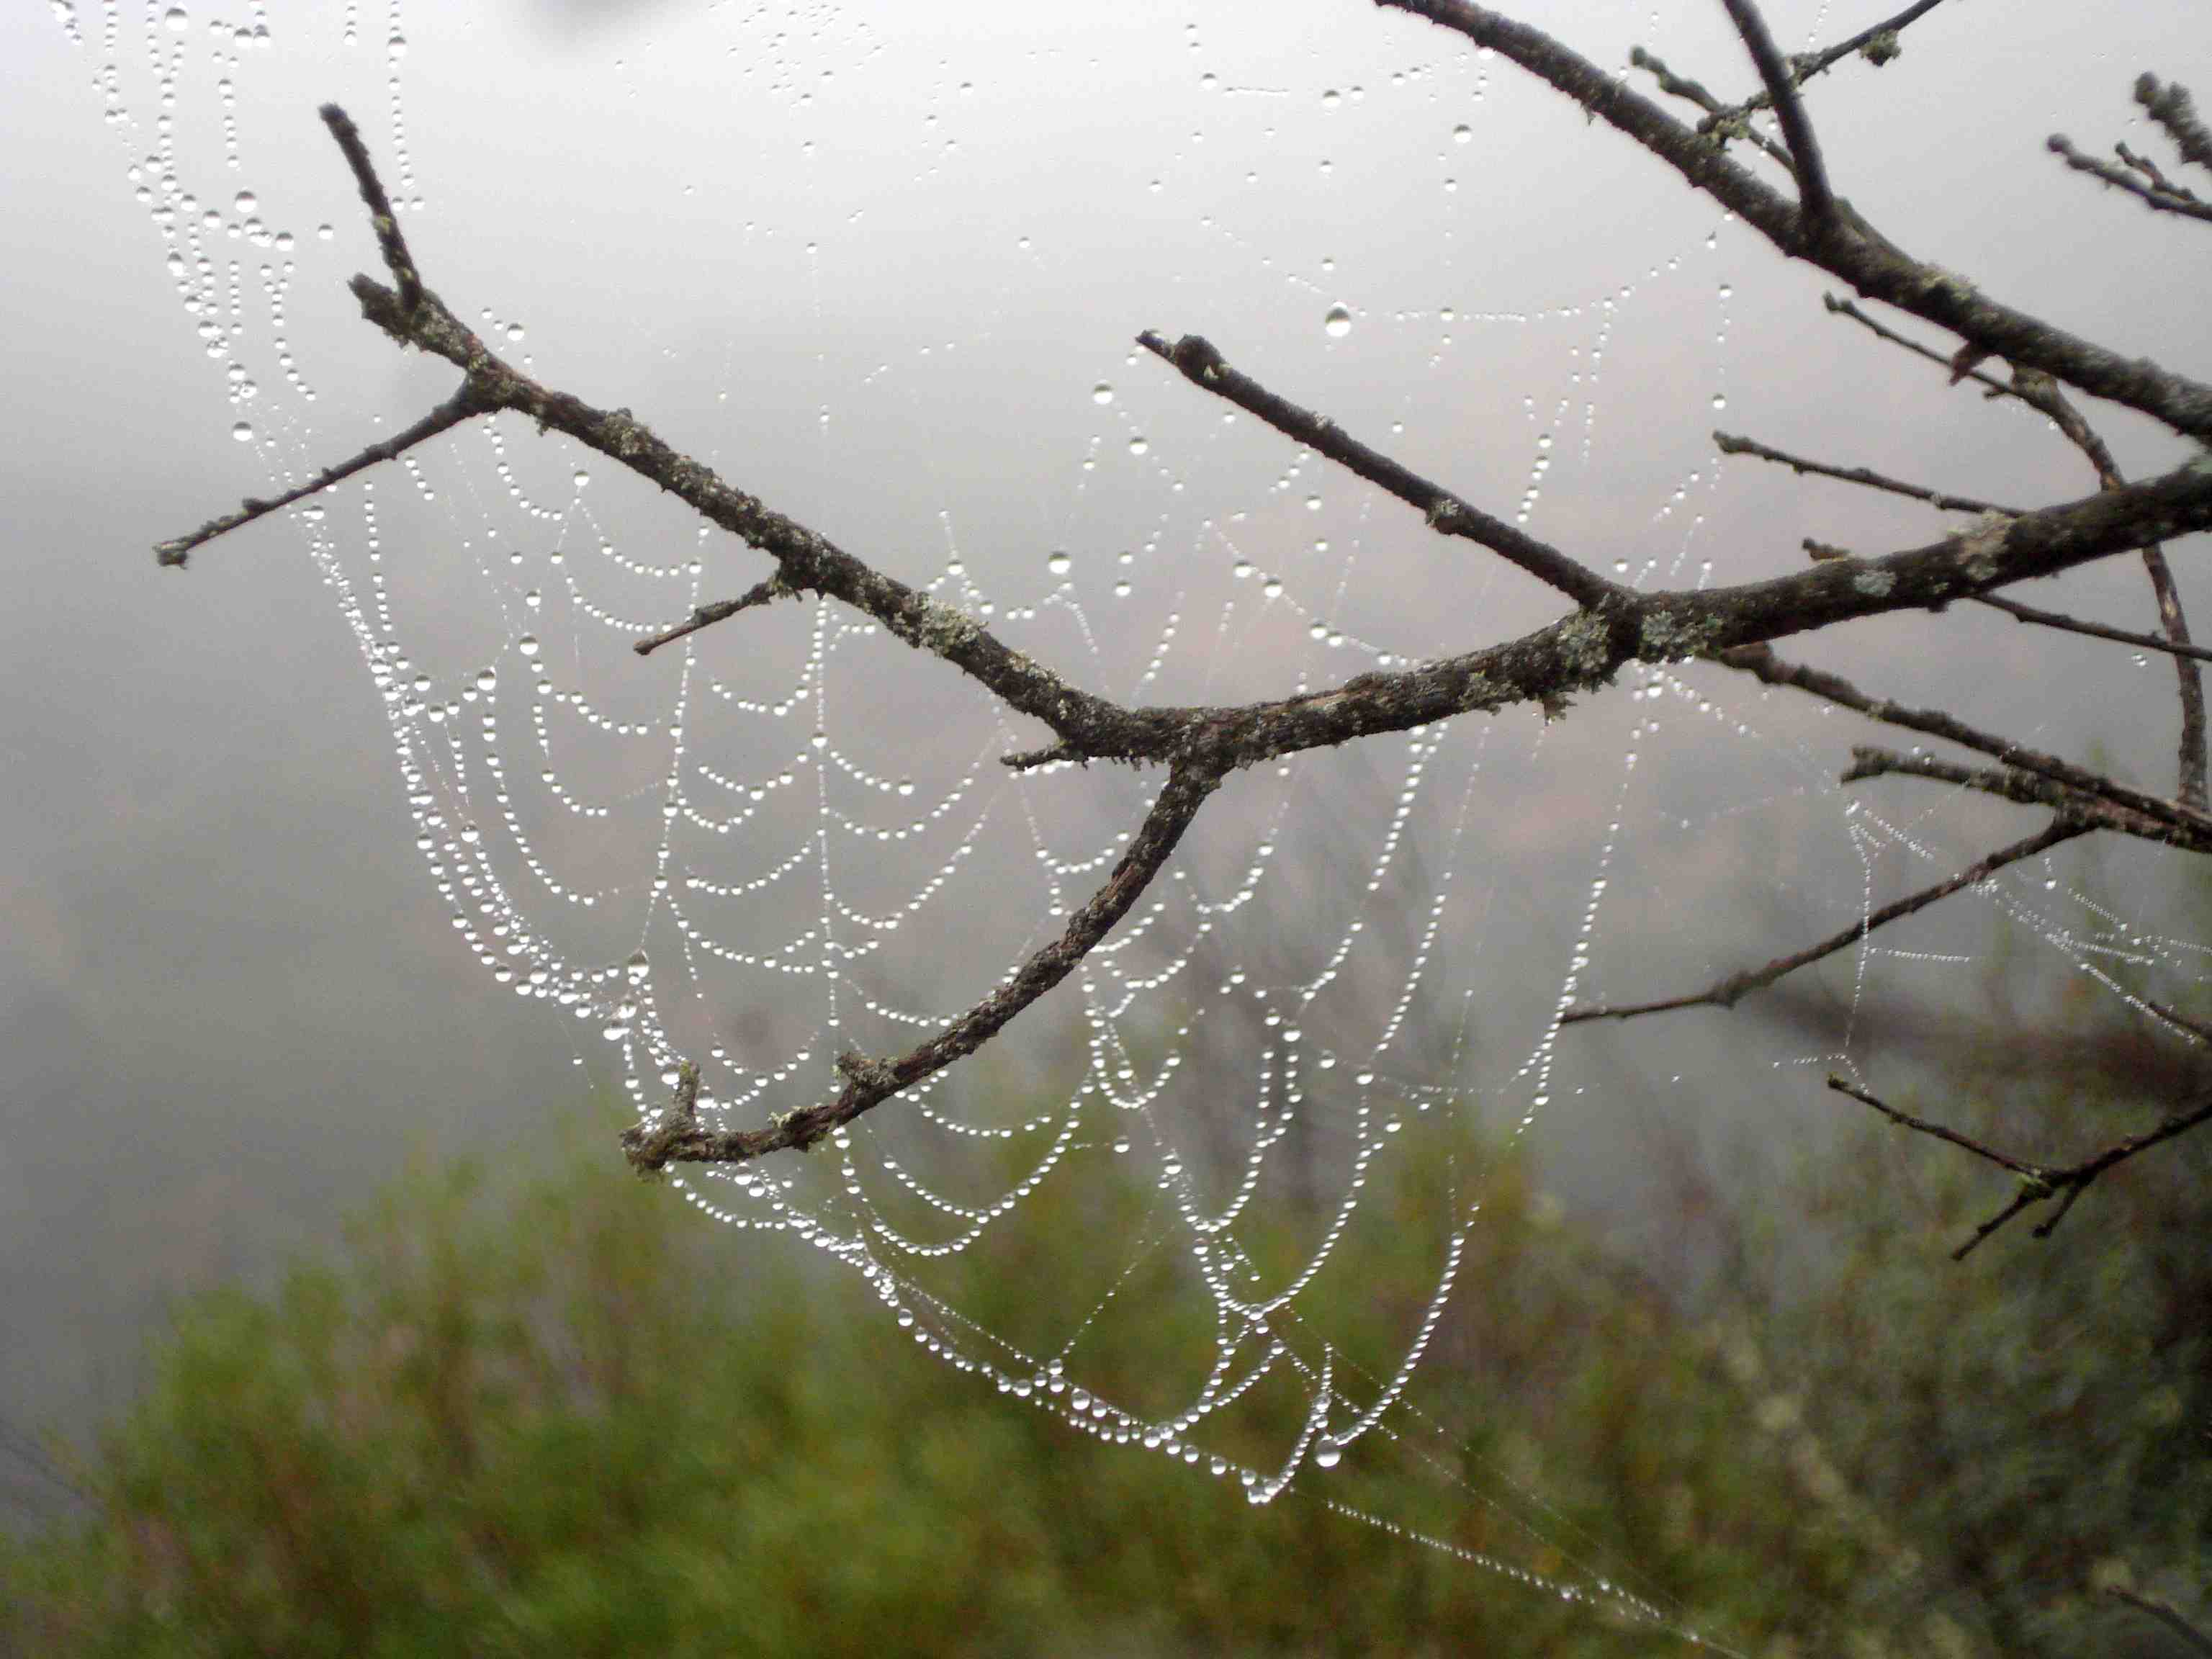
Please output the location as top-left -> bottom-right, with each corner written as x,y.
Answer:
1046,550 -> 1072,576
233,190 -> 256,215
1313,1442 -> 1343,1470
1092,382 -> 1113,405
162,4 -> 186,30
1323,303 -> 1352,338
1452,123 -> 1472,143
518,634 -> 541,659
230,421 -> 253,441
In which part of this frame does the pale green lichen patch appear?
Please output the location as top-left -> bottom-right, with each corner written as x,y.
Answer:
1635,606 -> 1727,663
909,603 -> 986,656
1553,608 -> 1619,678
1851,566 -> 1896,598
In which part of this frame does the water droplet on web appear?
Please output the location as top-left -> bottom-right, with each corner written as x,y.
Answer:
163,5 -> 187,30
518,634 -> 541,659
475,667 -> 498,693
1046,551 -> 1072,576
1313,1442 -> 1342,1470
1321,89 -> 1341,109
1128,436 -> 1148,456
233,190 -> 256,215
1710,392 -> 1727,410
230,421 -> 253,441
572,469 -> 590,489
1452,123 -> 1472,143
1323,304 -> 1352,338
1092,382 -> 1113,405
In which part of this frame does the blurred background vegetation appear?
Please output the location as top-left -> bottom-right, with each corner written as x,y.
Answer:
4,965 -> 2205,1659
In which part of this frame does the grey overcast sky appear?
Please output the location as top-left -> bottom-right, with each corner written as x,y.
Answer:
6,0 -> 2211,1469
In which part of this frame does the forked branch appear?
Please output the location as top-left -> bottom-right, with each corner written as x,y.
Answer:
621,764 -> 1221,1169
1829,1076 -> 2212,1259
154,12 -> 2212,1176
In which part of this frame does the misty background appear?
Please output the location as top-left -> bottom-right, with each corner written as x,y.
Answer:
5,0 -> 2209,1539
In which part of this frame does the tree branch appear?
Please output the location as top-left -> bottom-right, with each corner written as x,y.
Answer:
153,387 -> 482,567
2136,73 -> 2212,177
152,89 -> 2212,1166
1720,644 -> 2212,838
1974,593 -> 2212,666
2000,366 -> 2208,809
2047,134 -> 2212,223
1707,0 -> 1948,122
1718,0 -> 1836,228
623,763 -> 1222,1168
1376,0 -> 2212,441
1627,47 -> 1794,171
1841,747 -> 2212,855
2108,1587 -> 2212,1658
1714,429 -> 2024,516
1136,331 -> 1623,611
318,103 -> 424,313
632,576 -> 795,657
1563,817 -> 2085,1025
1830,1076 -> 2212,1259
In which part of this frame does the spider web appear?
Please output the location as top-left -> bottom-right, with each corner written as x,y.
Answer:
53,0 -> 2212,1643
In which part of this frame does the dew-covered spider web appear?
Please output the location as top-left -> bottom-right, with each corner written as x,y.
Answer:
55,0 -> 2212,1643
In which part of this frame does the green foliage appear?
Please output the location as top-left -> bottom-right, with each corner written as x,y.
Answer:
2,1075 -> 2204,1657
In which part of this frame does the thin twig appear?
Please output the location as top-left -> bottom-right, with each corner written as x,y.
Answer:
1828,1076 -> 2041,1174
1841,747 -> 2212,855
1627,47 -> 1794,169
2107,1587 -> 2212,1658
633,576 -> 793,657
1723,644 -> 2211,838
1702,0 -> 1951,128
2137,73 -> 2212,177
1135,331 -> 1622,611
318,103 -> 423,312
1974,593 -> 2212,666
2116,140 -> 2193,199
2047,134 -> 2212,223
1714,430 -> 2024,515
1719,0 -> 1835,228
1562,818 -> 2084,1024
1828,1076 -> 2212,1259
1821,292 -> 2013,393
154,388 -> 480,567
